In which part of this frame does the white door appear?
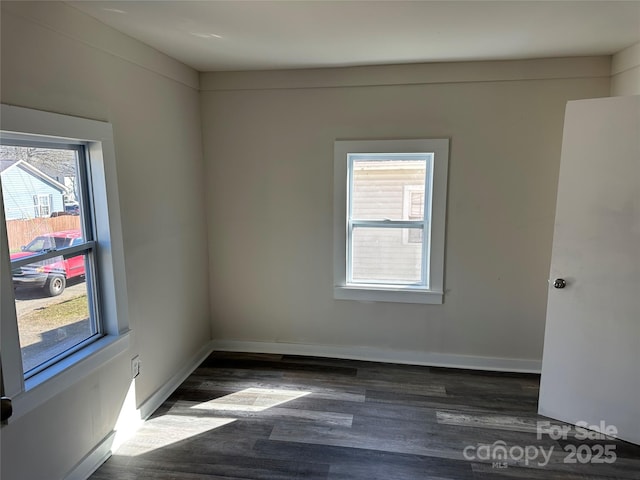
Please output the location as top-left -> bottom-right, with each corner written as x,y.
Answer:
539,95 -> 640,445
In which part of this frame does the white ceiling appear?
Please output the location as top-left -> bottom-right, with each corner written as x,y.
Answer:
68,1 -> 640,72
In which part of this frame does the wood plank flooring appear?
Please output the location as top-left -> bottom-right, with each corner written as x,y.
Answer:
91,353 -> 640,479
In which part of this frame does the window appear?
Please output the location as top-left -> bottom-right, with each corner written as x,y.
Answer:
33,194 -> 51,217
2,143 -> 100,376
0,105 -> 129,419
404,186 -> 424,244
334,139 -> 449,304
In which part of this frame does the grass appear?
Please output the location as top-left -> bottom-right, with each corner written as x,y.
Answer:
20,294 -> 89,329
17,293 -> 92,363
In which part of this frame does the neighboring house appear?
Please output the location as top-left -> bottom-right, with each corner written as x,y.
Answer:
351,161 -> 425,283
0,160 -> 67,220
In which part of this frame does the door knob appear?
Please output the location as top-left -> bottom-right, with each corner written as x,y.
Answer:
553,278 -> 567,289
1,397 -> 12,422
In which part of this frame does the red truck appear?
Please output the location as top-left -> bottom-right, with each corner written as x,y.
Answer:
10,229 -> 85,297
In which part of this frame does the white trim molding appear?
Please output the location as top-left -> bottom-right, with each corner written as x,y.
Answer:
64,340 -> 215,480
611,42 -> 640,76
2,1 -> 199,90
136,341 -> 215,421
64,431 -> 116,480
210,340 -> 542,374
334,138 -> 449,304
1,104 -> 131,408
201,56 -> 610,92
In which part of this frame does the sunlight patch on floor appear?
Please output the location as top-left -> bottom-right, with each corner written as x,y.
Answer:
113,387 -> 310,457
189,387 -> 311,412
112,380 -> 238,457
116,415 -> 237,456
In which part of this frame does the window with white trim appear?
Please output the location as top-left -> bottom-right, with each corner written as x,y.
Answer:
33,194 -> 51,217
0,105 -> 130,420
2,142 -> 100,377
333,139 -> 449,304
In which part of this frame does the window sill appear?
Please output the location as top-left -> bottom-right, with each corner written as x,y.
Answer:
8,331 -> 130,422
334,285 -> 443,304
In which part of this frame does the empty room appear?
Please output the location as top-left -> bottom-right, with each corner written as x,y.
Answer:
0,1 -> 639,479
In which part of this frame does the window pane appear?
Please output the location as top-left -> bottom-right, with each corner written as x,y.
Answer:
1,146 -> 83,257
1,144 -> 95,376
351,227 -> 423,284
350,154 -> 428,221
13,253 -> 96,374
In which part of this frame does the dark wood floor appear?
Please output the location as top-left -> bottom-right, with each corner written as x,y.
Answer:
91,352 -> 640,479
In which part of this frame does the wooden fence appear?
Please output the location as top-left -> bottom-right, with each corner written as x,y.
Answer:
6,216 -> 81,251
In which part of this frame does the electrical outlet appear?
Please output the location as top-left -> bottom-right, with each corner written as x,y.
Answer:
131,355 -> 141,379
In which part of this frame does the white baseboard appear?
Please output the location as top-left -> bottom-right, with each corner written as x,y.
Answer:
66,338 -> 538,479
65,340 -> 214,480
65,431 -> 116,480
210,340 -> 541,373
137,340 -> 214,420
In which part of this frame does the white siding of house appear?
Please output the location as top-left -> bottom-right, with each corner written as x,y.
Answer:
1,165 -> 65,220
351,167 -> 424,283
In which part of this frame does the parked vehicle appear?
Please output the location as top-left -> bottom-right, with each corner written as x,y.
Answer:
64,203 -> 80,215
10,229 -> 85,296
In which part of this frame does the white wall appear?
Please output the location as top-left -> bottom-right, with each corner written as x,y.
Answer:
0,2 -> 211,479
611,42 -> 640,96
0,2 -> 624,475
201,57 -> 610,370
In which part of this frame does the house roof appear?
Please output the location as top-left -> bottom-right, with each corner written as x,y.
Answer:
0,159 -> 68,193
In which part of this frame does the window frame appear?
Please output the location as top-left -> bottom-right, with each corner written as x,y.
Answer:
3,140 -> 102,379
347,153 -> 432,287
333,138 -> 449,305
34,194 -> 51,217
403,185 -> 425,244
0,104 -> 130,421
